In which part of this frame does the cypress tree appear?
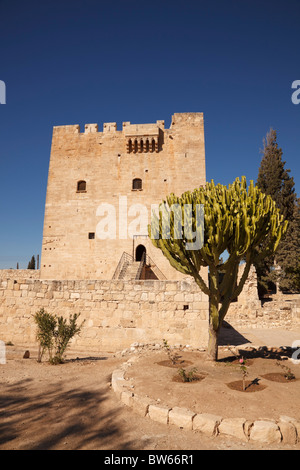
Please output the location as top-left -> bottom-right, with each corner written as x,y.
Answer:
28,255 -> 36,270
255,128 -> 297,295
275,200 -> 300,292
257,128 -> 296,219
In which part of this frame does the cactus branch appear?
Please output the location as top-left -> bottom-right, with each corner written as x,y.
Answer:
149,176 -> 288,361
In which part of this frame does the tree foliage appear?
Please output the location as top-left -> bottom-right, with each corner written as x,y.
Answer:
256,128 -> 298,294
27,255 -> 36,270
149,176 -> 287,360
275,199 -> 300,292
34,308 -> 84,364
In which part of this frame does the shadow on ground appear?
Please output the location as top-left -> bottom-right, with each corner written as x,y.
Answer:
0,377 -> 134,450
218,321 -> 298,361
218,321 -> 250,346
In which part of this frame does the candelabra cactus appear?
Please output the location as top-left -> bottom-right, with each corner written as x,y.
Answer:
148,176 -> 288,361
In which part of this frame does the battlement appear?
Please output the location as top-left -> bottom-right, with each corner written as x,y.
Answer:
52,113 -> 202,136
53,124 -> 80,134
171,112 -> 204,127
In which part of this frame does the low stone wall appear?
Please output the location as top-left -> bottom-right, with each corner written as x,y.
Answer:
0,269 -> 40,280
1,266 -> 299,353
227,300 -> 300,329
0,278 -> 209,352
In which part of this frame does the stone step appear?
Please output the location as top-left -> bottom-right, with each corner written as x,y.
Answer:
123,262 -> 141,280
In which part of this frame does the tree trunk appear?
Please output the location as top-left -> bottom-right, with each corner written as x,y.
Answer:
207,324 -> 219,361
207,285 -> 220,361
207,262 -> 242,361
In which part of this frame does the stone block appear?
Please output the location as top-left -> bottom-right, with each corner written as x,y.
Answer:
20,284 -> 29,290
193,413 -> 223,436
168,407 -> 196,430
148,404 -> 171,425
120,390 -> 134,407
218,418 -> 248,442
131,394 -> 153,417
278,420 -> 297,445
250,420 -> 282,444
70,292 -> 80,299
111,369 -> 125,397
166,283 -> 177,291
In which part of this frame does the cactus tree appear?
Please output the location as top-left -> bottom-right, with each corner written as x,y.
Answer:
148,176 -> 288,361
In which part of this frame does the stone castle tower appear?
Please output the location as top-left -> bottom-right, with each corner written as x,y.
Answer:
40,112 -> 206,280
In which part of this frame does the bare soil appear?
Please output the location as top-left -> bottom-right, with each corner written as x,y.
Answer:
125,349 -> 300,423
1,343 -> 300,451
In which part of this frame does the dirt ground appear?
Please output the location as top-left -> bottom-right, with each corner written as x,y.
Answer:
126,349 -> 300,423
1,328 -> 300,451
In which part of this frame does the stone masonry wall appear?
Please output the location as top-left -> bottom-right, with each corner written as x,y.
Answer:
0,270 -> 40,280
1,266 -> 299,354
0,278 -> 209,352
226,266 -> 300,329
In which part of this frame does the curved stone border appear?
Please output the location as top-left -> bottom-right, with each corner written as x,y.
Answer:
111,361 -> 300,446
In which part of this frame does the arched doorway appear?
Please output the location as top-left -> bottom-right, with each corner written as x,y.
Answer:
135,244 -> 146,262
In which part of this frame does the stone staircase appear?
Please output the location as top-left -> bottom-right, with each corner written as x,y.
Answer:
122,261 -> 141,280
112,251 -> 167,281
112,252 -> 143,280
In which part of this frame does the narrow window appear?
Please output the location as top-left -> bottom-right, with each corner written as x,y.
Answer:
88,232 -> 95,239
77,180 -> 86,192
132,178 -> 142,190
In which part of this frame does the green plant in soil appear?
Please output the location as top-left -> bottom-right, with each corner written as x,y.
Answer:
34,308 -> 84,364
239,357 -> 248,391
276,360 -> 296,380
178,367 -> 199,383
163,338 -> 180,365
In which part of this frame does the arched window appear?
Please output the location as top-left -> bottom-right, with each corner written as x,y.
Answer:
132,178 -> 142,190
77,180 -> 86,192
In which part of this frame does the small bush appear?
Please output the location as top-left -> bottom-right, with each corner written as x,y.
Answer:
163,338 -> 180,365
276,360 -> 296,380
178,367 -> 198,382
34,309 -> 84,364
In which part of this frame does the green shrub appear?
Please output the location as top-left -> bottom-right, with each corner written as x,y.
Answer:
34,309 -> 84,364
178,367 -> 198,382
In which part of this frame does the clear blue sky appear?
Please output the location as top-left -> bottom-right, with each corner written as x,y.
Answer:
0,0 -> 299,268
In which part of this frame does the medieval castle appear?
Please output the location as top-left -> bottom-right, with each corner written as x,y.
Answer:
40,112 -> 206,281
1,112 -> 298,353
